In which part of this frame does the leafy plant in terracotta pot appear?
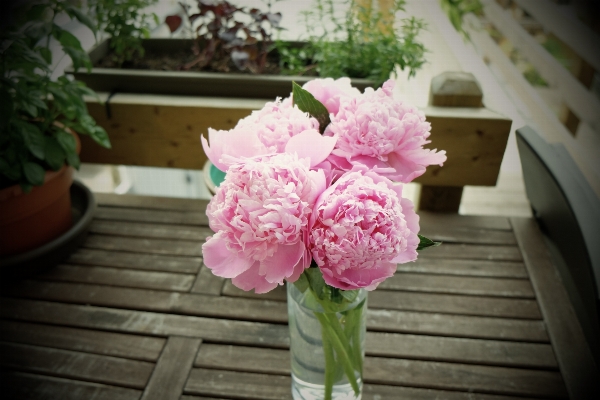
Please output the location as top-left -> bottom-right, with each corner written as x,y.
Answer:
0,0 -> 111,256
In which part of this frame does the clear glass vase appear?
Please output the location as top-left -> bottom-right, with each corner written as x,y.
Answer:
287,282 -> 368,400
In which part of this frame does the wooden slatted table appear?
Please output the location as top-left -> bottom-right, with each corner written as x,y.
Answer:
1,192 -> 597,399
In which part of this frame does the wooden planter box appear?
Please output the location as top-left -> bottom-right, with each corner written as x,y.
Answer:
68,39 -> 375,99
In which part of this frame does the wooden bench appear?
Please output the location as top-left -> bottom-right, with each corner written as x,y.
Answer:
78,71 -> 512,212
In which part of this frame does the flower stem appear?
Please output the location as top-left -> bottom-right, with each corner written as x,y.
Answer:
314,312 -> 361,396
321,323 -> 335,400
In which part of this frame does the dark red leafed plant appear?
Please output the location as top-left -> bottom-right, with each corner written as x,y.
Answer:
166,0 -> 282,73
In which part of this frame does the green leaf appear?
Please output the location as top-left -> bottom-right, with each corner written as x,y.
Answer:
44,136 -> 66,170
55,129 -> 77,153
65,5 -> 97,35
66,152 -> 81,169
0,88 -> 13,131
305,266 -> 327,300
340,289 -> 359,303
23,162 -> 45,186
417,234 -> 442,251
15,120 -> 45,159
293,271 -> 309,293
57,30 -> 92,72
292,81 -> 331,134
39,47 -> 52,64
0,158 -> 21,181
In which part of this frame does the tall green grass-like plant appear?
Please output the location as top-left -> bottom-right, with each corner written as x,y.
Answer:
89,0 -> 159,66
0,0 -> 110,192
277,0 -> 427,86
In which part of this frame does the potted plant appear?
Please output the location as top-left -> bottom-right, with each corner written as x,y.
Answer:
67,0 -> 426,98
0,0 -> 111,257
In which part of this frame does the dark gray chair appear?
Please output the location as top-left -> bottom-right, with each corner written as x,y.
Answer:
516,126 -> 600,367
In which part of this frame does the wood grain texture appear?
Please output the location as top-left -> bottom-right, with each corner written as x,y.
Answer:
366,357 -> 567,398
366,309 -> 549,342
511,217 -> 600,398
418,211 -> 512,230
95,206 -> 208,226
90,220 -> 213,241
95,192 -> 209,212
380,272 -> 535,298
38,264 -> 196,292
0,298 -> 290,348
141,336 -> 201,400
185,368 -> 291,400
418,224 -> 517,245
4,372 -> 142,400
413,243 -> 523,261
84,234 -> 203,256
3,280 -> 287,323
67,248 -> 202,274
397,258 -> 528,278
413,106 -> 511,187
0,342 -> 153,389
369,290 -> 542,319
82,98 -> 256,170
191,265 -> 225,295
0,320 -> 165,361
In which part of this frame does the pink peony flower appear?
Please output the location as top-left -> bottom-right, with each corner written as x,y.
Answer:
202,98 -> 338,171
309,167 -> 420,291
325,79 -> 447,183
302,77 -> 361,116
203,153 -> 326,293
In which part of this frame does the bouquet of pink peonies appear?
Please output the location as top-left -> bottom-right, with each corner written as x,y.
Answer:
201,78 -> 446,400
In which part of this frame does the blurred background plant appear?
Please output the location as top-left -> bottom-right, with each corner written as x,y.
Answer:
89,0 -> 159,66
165,0 -> 283,73
439,0 -> 482,38
0,0 -> 110,191
276,0 -> 427,86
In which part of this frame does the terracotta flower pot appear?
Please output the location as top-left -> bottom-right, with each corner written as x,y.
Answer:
0,166 -> 75,256
0,129 -> 81,257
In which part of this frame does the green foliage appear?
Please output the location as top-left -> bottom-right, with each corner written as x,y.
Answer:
417,234 -> 442,251
439,0 -> 482,38
0,0 -> 110,192
292,82 -> 331,133
89,0 -> 159,66
276,0 -> 427,87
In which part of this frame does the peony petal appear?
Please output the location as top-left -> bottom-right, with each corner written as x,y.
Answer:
202,234 -> 253,278
285,130 -> 337,168
261,241 -> 306,284
232,261 -> 279,294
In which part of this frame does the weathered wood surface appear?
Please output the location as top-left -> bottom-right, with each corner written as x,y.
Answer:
1,193 -> 592,399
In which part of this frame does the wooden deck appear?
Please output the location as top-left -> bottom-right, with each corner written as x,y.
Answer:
1,192 -> 597,399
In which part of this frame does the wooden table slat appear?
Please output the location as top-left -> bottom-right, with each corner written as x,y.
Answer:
380,272 -> 535,298
68,248 -> 202,274
418,211 -> 512,231
95,206 -> 208,226
365,357 -> 568,398
185,368 -> 291,400
0,320 -> 165,362
0,298 -> 290,348
398,258 -> 528,278
95,192 -> 209,212
141,336 -> 201,400
90,219 -> 213,241
84,234 -> 203,256
4,372 -> 142,400
419,225 -> 517,245
416,243 -> 523,261
191,265 -> 225,295
5,280 -> 548,342
0,342 -> 154,389
511,217 -> 600,398
38,264 -> 196,292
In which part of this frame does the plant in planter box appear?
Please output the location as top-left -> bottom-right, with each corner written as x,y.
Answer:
276,0 -> 427,86
89,0 -> 159,67
0,0 -> 110,255
166,0 -> 283,73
